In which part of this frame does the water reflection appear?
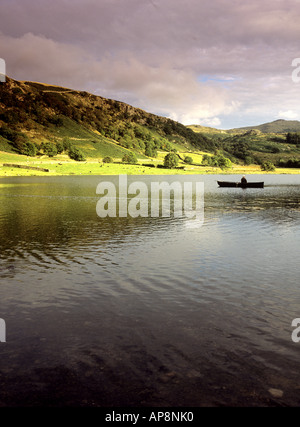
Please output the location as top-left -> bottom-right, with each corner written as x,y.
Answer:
0,174 -> 300,406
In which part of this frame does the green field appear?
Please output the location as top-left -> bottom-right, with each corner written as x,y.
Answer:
1,151 -> 300,177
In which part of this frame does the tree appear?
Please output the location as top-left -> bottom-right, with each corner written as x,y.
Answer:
145,140 -> 157,157
184,156 -> 193,164
164,152 -> 179,169
244,155 -> 254,165
41,142 -> 57,157
23,141 -> 37,157
122,152 -> 137,164
201,154 -> 212,166
56,141 -> 64,154
103,156 -> 113,163
62,138 -> 72,152
201,153 -> 232,169
12,134 -> 28,154
261,161 -> 275,171
286,132 -> 300,145
68,146 -> 86,161
138,140 -> 145,151
214,154 -> 232,169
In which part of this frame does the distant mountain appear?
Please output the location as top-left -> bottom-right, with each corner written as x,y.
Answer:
229,119 -> 300,134
188,119 -> 300,135
0,77 -> 213,159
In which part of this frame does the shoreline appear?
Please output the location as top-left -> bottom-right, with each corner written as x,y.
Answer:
1,152 -> 300,177
1,162 -> 300,177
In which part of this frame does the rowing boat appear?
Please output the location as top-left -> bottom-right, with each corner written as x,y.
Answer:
217,181 -> 264,188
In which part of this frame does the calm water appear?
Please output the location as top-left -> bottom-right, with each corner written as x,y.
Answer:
0,173 -> 300,407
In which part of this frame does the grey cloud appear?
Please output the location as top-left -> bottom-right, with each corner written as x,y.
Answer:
0,0 -> 299,127
2,0 -> 300,50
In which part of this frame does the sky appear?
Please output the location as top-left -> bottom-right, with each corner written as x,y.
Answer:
0,0 -> 300,129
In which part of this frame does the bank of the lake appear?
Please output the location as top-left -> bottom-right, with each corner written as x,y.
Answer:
1,152 -> 300,177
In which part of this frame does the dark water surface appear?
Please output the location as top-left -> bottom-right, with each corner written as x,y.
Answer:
0,174 -> 300,407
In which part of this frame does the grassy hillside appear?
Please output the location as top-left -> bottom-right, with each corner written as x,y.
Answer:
1,76 -> 300,174
188,122 -> 300,168
0,77 -> 213,161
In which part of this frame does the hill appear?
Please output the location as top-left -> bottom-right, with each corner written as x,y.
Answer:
0,77 -> 213,160
1,77 -> 300,173
189,119 -> 300,135
188,120 -> 300,168
229,119 -> 300,134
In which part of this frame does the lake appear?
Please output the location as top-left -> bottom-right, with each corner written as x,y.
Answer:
0,173 -> 300,407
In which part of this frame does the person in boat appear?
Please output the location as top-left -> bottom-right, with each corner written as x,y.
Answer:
241,175 -> 247,185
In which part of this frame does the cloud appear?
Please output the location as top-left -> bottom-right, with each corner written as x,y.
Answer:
198,117 -> 222,128
0,32 -> 240,124
0,0 -> 300,127
0,32 -> 92,87
278,110 -> 300,120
